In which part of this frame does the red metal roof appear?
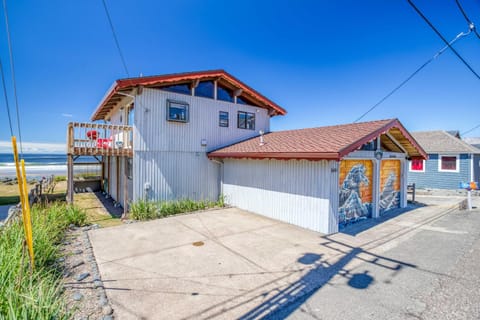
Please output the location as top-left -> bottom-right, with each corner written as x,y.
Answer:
208,119 -> 428,161
91,70 -> 286,121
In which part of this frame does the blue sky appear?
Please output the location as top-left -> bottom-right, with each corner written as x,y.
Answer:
0,0 -> 479,152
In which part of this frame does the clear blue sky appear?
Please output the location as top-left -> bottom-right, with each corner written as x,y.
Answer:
0,0 -> 479,150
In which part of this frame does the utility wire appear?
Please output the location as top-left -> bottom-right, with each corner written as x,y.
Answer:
407,0 -> 480,80
101,0 -> 131,78
353,31 -> 470,123
0,59 -> 13,136
461,123 -> 480,136
2,0 -> 23,155
455,0 -> 480,40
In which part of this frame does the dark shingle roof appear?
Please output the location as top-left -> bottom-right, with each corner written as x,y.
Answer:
209,119 -> 427,160
411,131 -> 480,154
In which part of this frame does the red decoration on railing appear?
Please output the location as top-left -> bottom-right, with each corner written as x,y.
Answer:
86,130 -> 98,140
97,138 -> 112,149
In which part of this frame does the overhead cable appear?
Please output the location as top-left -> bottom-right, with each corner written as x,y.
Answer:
2,0 -> 23,154
0,59 -> 13,136
455,0 -> 480,40
101,0 -> 131,78
353,31 -> 470,123
461,123 -> 480,136
407,0 -> 480,80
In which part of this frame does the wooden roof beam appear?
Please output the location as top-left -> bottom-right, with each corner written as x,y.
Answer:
385,132 -> 408,154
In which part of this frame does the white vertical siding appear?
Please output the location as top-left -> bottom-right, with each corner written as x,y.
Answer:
134,88 -> 270,153
132,88 -> 270,202
223,159 -> 338,234
134,151 -> 220,202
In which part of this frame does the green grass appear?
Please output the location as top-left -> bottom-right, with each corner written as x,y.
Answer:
0,202 -> 87,319
54,175 -> 66,182
130,197 -> 225,221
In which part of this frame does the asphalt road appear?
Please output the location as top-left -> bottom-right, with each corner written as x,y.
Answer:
272,201 -> 480,320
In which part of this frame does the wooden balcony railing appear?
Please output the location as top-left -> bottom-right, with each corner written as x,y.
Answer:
67,122 -> 133,157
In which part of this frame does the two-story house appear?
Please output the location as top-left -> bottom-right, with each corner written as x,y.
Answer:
67,70 -> 426,234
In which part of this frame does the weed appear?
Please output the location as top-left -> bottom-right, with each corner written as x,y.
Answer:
0,203 -> 82,318
129,197 -> 225,221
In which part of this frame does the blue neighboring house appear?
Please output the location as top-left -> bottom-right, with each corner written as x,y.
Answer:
408,130 -> 480,190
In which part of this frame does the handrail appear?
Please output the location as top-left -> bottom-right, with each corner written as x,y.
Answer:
67,122 -> 133,156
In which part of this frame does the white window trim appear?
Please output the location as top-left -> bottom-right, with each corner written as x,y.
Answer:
409,159 -> 425,173
438,154 -> 460,173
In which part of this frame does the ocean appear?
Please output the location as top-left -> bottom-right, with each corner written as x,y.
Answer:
0,153 -> 101,178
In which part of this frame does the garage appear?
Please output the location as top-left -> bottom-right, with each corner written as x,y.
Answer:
209,119 -> 427,234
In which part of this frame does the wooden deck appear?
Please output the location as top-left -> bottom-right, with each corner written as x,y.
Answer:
67,122 -> 133,157
66,122 -> 132,215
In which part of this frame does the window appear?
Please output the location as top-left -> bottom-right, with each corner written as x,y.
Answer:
126,158 -> 133,180
409,159 -> 425,172
438,155 -> 459,172
219,111 -> 229,127
160,83 -> 191,95
194,81 -> 214,98
217,85 -> 234,102
237,96 -> 251,105
237,111 -> 255,130
166,100 -> 189,123
127,104 -> 134,125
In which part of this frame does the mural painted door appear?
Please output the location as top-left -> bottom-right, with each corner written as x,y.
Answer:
339,160 -> 373,226
379,160 -> 401,214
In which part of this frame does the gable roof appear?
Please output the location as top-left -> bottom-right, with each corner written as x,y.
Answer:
91,70 -> 286,121
411,131 -> 480,154
208,119 -> 427,161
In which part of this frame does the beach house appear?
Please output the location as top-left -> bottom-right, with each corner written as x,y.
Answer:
67,70 -> 426,234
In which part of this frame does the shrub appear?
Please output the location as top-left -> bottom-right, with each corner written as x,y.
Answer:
0,203 -> 74,319
54,175 -> 66,182
129,197 -> 225,221
64,205 -> 87,227
130,200 -> 157,220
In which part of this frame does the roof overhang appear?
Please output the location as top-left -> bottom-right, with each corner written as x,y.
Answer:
208,119 -> 428,161
208,152 -> 340,161
337,119 -> 428,160
91,70 -> 287,121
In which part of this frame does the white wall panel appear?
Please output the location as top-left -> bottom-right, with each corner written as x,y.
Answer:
134,151 -> 220,202
223,159 -> 339,234
131,88 -> 269,202
134,88 -> 270,153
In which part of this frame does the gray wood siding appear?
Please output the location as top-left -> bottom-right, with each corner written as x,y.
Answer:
223,159 -> 339,234
133,151 -> 219,202
134,88 -> 270,152
408,153 -> 471,189
131,88 -> 270,202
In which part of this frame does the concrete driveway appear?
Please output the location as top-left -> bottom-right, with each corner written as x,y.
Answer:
89,197 -> 462,320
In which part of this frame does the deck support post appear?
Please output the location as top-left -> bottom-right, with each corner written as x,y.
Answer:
107,156 -> 111,195
67,154 -> 74,204
101,157 -> 105,192
122,157 -> 128,219
116,157 -> 120,205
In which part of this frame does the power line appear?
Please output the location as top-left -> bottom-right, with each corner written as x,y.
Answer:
101,0 -> 130,78
407,0 -> 480,80
461,123 -> 480,136
353,31 -> 470,123
2,0 -> 23,155
455,0 -> 480,40
0,59 -> 13,136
